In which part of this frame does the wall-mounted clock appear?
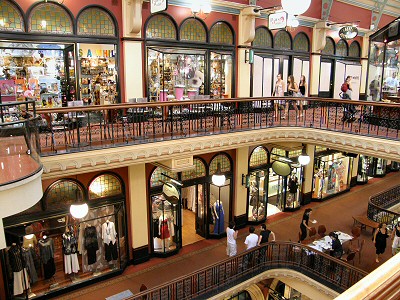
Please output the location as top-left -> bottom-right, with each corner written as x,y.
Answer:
150,0 -> 168,14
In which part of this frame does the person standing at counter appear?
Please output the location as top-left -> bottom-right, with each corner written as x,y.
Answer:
384,72 -> 399,90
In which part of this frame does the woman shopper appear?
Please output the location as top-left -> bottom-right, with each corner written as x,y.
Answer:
373,223 -> 390,262
226,221 -> 238,257
299,208 -> 315,242
285,75 -> 302,119
273,74 -> 285,119
258,224 -> 275,245
391,222 -> 400,256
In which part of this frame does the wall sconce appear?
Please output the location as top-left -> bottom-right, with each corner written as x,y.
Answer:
191,1 -> 211,19
298,144 -> 310,166
245,49 -> 254,64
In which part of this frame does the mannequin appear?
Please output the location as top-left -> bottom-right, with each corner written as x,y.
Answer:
84,225 -> 99,266
102,219 -> 118,267
39,233 -> 56,280
23,226 -> 37,249
62,226 -> 80,276
158,212 -> 171,250
213,200 -> 225,234
8,242 -> 30,296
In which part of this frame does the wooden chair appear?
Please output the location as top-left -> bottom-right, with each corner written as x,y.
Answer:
350,239 -> 365,264
309,227 -> 317,240
350,226 -> 361,247
341,251 -> 356,265
317,225 -> 327,238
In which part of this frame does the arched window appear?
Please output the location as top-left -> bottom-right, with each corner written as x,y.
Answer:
77,7 -> 116,37
336,39 -> 348,56
274,30 -> 292,50
182,158 -> 207,181
293,32 -> 309,52
146,14 -> 177,40
150,167 -> 178,188
43,179 -> 85,211
322,37 -> 335,55
28,2 -> 73,34
88,173 -> 123,200
249,146 -> 269,168
209,153 -> 232,174
0,0 -> 24,32
210,21 -> 234,45
179,18 -> 207,42
253,27 -> 273,48
349,41 -> 361,58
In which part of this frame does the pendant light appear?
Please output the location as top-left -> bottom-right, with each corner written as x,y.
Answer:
281,0 -> 311,16
70,202 -> 89,219
298,145 -> 310,166
212,163 -> 226,187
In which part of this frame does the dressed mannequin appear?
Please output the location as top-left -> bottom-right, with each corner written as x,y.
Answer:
62,226 -> 80,275
102,220 -> 118,266
84,225 -> 99,266
158,213 -> 171,250
8,243 -> 30,296
23,226 -> 37,249
21,226 -> 39,284
39,233 -> 56,280
213,200 -> 225,234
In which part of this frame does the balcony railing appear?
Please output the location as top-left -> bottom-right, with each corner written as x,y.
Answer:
128,241 -> 367,300
32,97 -> 400,156
368,185 -> 400,225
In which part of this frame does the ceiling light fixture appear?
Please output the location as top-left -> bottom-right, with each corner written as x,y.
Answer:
298,145 -> 310,166
281,0 -> 311,16
212,163 -> 226,186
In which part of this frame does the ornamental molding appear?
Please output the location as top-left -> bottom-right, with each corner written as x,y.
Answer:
41,128 -> 400,179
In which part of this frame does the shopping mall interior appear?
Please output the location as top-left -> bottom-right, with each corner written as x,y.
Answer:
1,0 -> 400,299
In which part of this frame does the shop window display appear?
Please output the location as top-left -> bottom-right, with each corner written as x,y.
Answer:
313,153 -> 352,200
210,52 -> 232,98
209,181 -> 230,236
357,155 -> 370,184
2,204 -> 127,299
247,171 -> 267,222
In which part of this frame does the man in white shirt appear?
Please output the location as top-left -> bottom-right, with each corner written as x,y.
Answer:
226,221 -> 238,257
385,72 -> 399,90
244,226 -> 258,250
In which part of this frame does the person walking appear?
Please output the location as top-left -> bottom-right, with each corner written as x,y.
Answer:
258,224 -> 275,246
373,223 -> 390,262
226,221 -> 238,257
391,222 -> 400,256
244,226 -> 258,250
299,208 -> 315,242
272,74 -> 285,119
285,75 -> 301,119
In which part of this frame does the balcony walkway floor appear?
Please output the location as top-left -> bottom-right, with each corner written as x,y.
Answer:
56,172 -> 400,300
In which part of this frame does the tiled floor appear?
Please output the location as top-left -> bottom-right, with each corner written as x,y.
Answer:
56,171 -> 400,300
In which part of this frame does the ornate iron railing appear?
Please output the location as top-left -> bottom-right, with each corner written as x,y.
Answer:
128,241 -> 367,300
32,97 -> 400,156
368,185 -> 400,225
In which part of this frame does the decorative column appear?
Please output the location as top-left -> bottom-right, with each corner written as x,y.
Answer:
310,21 -> 329,96
301,144 -> 315,204
360,32 -> 373,100
122,0 -> 144,101
234,146 -> 249,228
128,163 -> 149,264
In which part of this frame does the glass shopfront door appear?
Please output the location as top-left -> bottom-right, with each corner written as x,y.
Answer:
247,170 -> 267,223
209,180 -> 230,237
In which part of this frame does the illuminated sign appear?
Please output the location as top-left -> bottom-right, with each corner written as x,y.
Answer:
339,26 -> 358,40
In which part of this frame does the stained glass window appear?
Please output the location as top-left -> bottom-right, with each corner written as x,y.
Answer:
249,146 -> 269,168
210,22 -> 234,45
89,173 -> 123,200
182,158 -> 207,181
349,41 -> 361,57
288,149 -> 302,158
274,30 -> 292,50
28,2 -> 73,34
271,148 -> 287,161
209,154 -> 231,174
146,14 -> 177,40
253,27 -> 272,48
293,32 -> 309,52
180,18 -> 206,42
322,37 -> 335,55
336,39 -> 348,56
150,167 -> 178,188
44,179 -> 85,211
77,7 -> 116,36
0,0 -> 24,32
315,146 -> 327,152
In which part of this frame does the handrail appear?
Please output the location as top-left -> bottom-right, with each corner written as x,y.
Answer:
128,241 -> 367,300
367,185 -> 400,225
28,96 -> 400,155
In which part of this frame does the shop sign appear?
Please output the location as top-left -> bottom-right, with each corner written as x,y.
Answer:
78,49 -> 115,58
388,22 -> 399,38
269,12 -> 287,30
150,0 -> 168,14
338,26 -> 358,40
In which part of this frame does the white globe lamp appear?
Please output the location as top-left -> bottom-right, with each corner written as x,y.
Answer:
281,0 -> 311,16
298,146 -> 310,166
212,163 -> 226,187
70,203 -> 89,219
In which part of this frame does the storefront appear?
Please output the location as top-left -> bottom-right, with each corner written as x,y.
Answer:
144,14 -> 235,101
366,17 -> 400,101
148,153 -> 233,257
319,37 -> 362,99
312,148 -> 353,200
357,155 -> 387,183
0,1 -> 119,107
251,27 -> 310,97
1,172 -> 128,299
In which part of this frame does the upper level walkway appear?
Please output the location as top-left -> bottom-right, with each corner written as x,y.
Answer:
56,171 -> 400,300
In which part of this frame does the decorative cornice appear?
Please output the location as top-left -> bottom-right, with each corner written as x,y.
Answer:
41,128 -> 400,179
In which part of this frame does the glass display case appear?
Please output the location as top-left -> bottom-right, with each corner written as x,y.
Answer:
367,17 -> 400,101
247,170 -> 267,223
210,51 -> 232,99
357,155 -> 370,184
313,153 -> 352,200
209,180 -> 230,237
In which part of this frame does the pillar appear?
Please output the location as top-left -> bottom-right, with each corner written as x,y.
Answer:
351,156 -> 359,186
234,147 -> 249,228
128,164 -> 149,264
302,144 -> 315,204
360,33 -> 373,100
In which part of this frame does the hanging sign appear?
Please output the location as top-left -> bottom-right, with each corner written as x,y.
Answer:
388,22 -> 399,38
269,12 -> 287,30
150,0 -> 168,14
339,26 -> 358,40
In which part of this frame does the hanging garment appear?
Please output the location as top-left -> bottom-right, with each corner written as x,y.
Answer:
22,248 -> 38,284
160,219 -> 170,239
64,253 -> 80,274
63,232 -> 79,274
84,226 -> 99,265
8,245 -> 30,295
39,238 -> 56,279
213,202 -> 225,234
102,221 -> 117,245
104,241 -> 118,262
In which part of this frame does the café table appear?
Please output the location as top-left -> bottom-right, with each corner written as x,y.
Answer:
308,231 -> 353,253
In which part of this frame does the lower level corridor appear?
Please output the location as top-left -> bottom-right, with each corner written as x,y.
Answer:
56,172 -> 400,300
